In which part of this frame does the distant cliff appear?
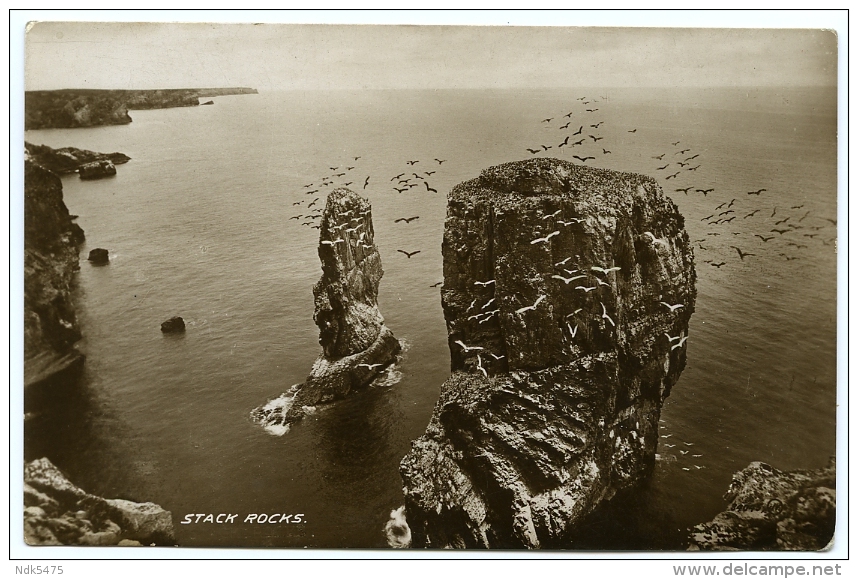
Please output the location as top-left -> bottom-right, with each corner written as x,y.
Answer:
24,87 -> 258,130
689,459 -> 836,551
24,154 -> 87,403
252,188 -> 401,433
399,158 -> 696,548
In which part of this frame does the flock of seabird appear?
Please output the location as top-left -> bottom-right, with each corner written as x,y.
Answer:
283,92 -> 834,479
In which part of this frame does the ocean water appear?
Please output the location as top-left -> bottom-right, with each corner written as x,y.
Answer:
23,87 -> 837,549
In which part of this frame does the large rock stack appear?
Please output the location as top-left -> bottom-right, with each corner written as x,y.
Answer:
252,188 -> 400,431
399,158 -> 697,548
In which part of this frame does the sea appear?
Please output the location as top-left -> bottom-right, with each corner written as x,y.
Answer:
23,87 -> 838,550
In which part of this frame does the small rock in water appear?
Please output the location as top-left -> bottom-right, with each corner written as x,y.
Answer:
87,248 -> 109,264
160,316 -> 186,333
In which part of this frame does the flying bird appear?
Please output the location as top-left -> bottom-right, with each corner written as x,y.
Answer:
696,188 -> 714,196
424,182 -> 438,193
747,188 -> 767,195
357,363 -> 384,370
552,274 -> 586,285
600,302 -> 615,327
567,323 -> 579,338
627,128 -> 636,133
531,231 -> 560,245
515,295 -> 546,315
660,302 -> 684,312
730,246 -> 755,260
395,216 -> 420,223
657,164 -> 669,170
671,336 -> 688,350
602,149 -> 612,155
363,177 -> 370,189
572,126 -> 583,135
665,172 -> 681,179
573,155 -> 595,162
755,235 -> 775,242
591,266 -> 621,275
474,280 -> 496,287
526,148 -> 541,154
575,285 -> 597,293
589,135 -> 603,142
435,159 -> 446,164
406,160 -> 419,165
455,340 -> 484,353
397,250 -> 421,258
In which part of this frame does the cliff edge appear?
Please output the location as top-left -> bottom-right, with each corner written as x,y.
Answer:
399,158 -> 696,548
252,188 -> 401,433
25,458 -> 175,546
24,154 -> 87,405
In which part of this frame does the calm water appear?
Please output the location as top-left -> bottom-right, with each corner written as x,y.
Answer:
24,87 -> 837,549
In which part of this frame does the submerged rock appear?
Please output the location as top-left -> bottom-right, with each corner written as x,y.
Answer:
78,159 -> 117,180
160,316 -> 186,333
399,158 -> 696,548
23,458 -> 175,546
252,188 -> 400,431
689,459 -> 836,551
87,248 -> 110,264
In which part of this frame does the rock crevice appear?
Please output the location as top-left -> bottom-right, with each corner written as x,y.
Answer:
400,158 -> 696,548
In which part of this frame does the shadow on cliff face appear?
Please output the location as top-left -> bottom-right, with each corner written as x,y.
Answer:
565,480 -> 690,550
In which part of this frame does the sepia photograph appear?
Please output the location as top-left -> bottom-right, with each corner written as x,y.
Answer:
15,11 -> 843,556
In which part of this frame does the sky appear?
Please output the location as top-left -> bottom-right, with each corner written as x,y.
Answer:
22,14 -> 840,91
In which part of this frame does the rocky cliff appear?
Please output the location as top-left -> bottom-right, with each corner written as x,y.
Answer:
24,458 -> 175,546
24,155 -> 87,405
399,158 -> 696,548
25,142 -> 130,176
252,188 -> 401,432
25,87 -> 258,130
689,459 -> 836,551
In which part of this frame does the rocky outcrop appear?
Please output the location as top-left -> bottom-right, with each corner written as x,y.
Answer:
25,142 -> 130,175
399,158 -> 696,548
689,459 -> 836,551
78,159 -> 117,180
24,458 -> 175,546
252,188 -> 401,432
25,88 -> 258,129
160,316 -> 186,333
24,156 -> 86,406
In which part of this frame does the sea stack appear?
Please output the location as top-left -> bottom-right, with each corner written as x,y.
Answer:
252,188 -> 400,431
23,154 -> 87,407
399,158 -> 697,548
688,459 -> 836,551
